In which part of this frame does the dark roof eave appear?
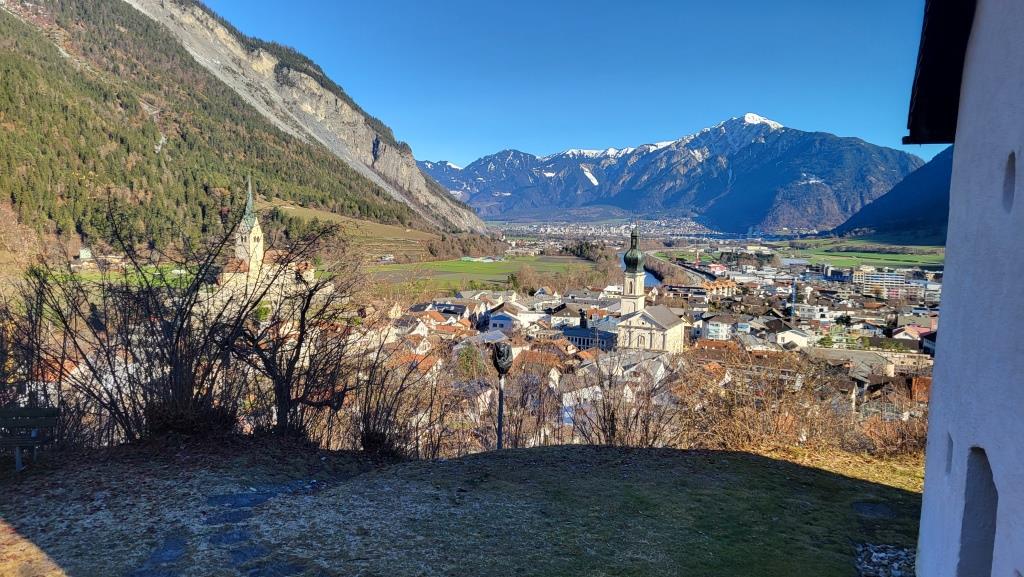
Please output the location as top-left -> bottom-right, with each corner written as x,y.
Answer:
903,0 -> 977,145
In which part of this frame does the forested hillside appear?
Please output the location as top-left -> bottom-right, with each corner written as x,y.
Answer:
0,0 -> 428,250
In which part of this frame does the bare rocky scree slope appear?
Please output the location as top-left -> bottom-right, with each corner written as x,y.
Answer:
123,0 -> 484,233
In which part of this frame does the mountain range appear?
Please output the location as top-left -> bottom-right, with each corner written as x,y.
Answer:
832,146 -> 953,244
420,114 -> 925,234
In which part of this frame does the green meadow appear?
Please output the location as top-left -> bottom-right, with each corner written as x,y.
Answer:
373,255 -> 595,289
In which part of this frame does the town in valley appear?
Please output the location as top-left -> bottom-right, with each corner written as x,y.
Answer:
4,0 -> 1017,576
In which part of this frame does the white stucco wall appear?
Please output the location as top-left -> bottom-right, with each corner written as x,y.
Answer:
917,1 -> 1024,575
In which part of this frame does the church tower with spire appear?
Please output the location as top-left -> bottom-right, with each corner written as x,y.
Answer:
235,176 -> 264,275
620,227 -> 646,315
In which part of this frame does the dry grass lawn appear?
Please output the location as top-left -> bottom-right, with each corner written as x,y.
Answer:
0,439 -> 922,577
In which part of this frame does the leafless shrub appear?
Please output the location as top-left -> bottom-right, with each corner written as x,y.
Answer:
11,205 -> 348,444
667,348 -> 926,456
343,338 -> 436,458
232,230 -> 363,437
566,353 -> 684,448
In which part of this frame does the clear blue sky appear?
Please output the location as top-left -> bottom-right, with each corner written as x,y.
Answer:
205,0 -> 945,166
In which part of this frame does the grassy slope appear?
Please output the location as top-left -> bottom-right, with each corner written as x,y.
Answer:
259,198 -> 438,260
0,442 -> 921,577
373,255 -> 596,289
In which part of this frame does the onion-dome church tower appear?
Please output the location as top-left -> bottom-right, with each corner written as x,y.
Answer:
620,228 -> 646,314
617,226 -> 689,353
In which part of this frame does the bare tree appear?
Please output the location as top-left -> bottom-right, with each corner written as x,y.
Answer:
24,206 -> 302,442
232,229 -> 364,436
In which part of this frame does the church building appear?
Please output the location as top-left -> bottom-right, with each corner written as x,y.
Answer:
217,178 -> 315,296
616,228 -> 688,353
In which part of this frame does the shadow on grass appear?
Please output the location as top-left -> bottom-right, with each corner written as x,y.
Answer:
0,443 -> 920,577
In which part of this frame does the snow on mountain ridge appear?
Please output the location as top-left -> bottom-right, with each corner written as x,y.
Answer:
421,114 -> 784,169
741,112 -> 784,129
416,112 -> 923,234
422,160 -> 462,171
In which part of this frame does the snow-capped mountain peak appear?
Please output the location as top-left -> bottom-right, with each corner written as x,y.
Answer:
417,113 -> 922,233
740,112 -> 783,129
420,160 -> 462,171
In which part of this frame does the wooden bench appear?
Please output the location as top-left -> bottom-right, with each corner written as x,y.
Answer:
0,407 -> 59,472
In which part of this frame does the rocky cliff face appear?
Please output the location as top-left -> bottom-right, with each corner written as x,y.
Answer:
123,0 -> 484,233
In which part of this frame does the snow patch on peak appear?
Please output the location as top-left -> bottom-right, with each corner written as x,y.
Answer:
636,140 -> 678,154
562,149 -> 602,158
604,147 -> 636,157
421,160 -> 462,171
796,173 -> 825,186
580,165 -> 599,186
740,113 -> 783,130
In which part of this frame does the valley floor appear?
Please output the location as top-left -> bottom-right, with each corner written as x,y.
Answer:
0,440 -> 922,577
372,255 -> 596,290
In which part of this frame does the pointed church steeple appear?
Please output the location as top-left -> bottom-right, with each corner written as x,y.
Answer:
235,176 -> 265,268
242,175 -> 257,229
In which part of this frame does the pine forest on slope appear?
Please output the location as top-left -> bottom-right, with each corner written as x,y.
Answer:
0,0 -> 481,257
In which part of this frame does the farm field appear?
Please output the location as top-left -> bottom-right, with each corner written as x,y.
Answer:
258,199 -> 438,260
373,255 -> 595,290
656,250 -> 721,264
771,239 -> 945,269
657,239 -> 943,269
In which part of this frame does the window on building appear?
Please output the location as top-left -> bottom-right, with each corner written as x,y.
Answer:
1004,151 -> 1016,212
957,447 -> 998,577
946,433 -> 954,475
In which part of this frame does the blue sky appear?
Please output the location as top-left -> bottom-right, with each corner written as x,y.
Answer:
205,0 -> 944,166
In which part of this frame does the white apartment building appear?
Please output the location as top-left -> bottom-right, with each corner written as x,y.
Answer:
852,268 -> 908,295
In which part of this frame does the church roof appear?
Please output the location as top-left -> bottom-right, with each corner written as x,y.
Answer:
621,304 -> 685,330
221,257 -> 250,274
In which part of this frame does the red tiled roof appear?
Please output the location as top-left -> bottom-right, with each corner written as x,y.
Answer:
513,350 -> 562,371
222,258 -> 249,274
414,310 -> 447,324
